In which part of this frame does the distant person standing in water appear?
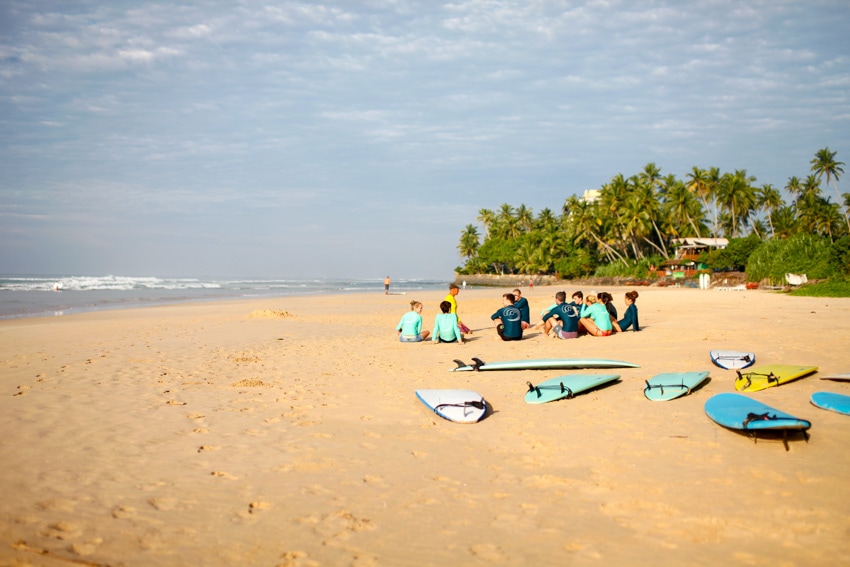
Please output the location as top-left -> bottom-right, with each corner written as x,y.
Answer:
384,276 -> 391,295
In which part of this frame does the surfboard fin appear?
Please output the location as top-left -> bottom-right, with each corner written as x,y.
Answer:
526,381 -> 540,397
471,357 -> 486,371
452,359 -> 467,370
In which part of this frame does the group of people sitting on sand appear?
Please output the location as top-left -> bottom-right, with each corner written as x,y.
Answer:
396,284 -> 640,344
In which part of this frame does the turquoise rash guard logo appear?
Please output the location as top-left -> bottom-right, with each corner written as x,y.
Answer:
504,306 -> 521,321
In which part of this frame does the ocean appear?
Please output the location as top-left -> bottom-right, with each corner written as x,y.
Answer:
0,275 -> 450,320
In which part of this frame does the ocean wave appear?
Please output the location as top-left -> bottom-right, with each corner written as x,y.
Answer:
0,275 -> 221,292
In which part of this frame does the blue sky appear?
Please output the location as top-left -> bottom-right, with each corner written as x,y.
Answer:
1,1 -> 848,279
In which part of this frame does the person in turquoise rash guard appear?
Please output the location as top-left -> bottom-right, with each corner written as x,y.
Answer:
541,291 -> 580,339
433,301 -> 464,344
491,293 -> 523,341
512,288 -> 531,329
617,290 -> 641,332
396,300 -> 430,342
579,294 -> 614,336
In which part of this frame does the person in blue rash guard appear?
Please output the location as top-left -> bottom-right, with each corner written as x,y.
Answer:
512,288 -> 531,329
432,301 -> 464,344
396,300 -> 430,342
491,293 -> 524,341
617,290 -> 641,332
541,291 -> 580,339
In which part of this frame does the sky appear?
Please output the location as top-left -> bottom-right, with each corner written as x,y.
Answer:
1,1 -> 849,280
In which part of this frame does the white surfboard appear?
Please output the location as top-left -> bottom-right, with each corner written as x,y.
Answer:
819,373 -> 850,382
415,389 -> 487,423
710,350 -> 755,370
451,357 -> 639,372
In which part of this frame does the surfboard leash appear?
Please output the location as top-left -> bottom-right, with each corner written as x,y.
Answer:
644,381 -> 690,396
435,401 -> 486,411
735,370 -> 777,389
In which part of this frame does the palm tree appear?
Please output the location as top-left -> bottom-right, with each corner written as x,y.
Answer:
785,176 -> 803,207
535,207 -> 558,231
664,180 -> 706,237
515,204 -> 534,233
457,224 -> 480,259
717,170 -> 757,237
477,208 -> 495,238
639,162 -> 663,192
771,206 -> 798,239
706,167 -> 722,237
564,196 -> 627,264
756,183 -> 784,238
801,174 -> 822,200
810,147 -> 848,231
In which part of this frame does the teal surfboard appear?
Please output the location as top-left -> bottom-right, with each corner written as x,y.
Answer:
811,392 -> 850,416
704,393 -> 810,450
644,371 -> 710,401
451,357 -> 639,372
524,374 -> 620,404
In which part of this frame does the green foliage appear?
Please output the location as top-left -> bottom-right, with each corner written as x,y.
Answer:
831,236 -> 850,276
700,234 -> 762,271
591,258 -> 657,278
475,237 -> 522,274
788,278 -> 850,297
553,248 -> 596,279
746,233 -> 840,284
455,149 -> 848,295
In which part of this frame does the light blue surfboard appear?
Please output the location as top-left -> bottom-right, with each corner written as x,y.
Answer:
524,374 -> 620,404
704,393 -> 810,450
451,357 -> 639,372
810,392 -> 850,416
644,371 -> 710,401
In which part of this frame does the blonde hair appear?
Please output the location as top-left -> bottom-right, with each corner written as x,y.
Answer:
409,300 -> 422,310
585,294 -> 597,304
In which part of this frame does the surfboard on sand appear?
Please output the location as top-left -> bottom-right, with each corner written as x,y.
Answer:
710,350 -> 755,370
819,373 -> 850,381
525,374 -> 620,404
810,392 -> 850,416
734,364 -> 818,392
705,393 -> 811,450
644,371 -> 710,401
451,357 -> 639,372
415,389 -> 487,423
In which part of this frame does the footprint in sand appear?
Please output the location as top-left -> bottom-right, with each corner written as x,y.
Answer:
210,471 -> 238,480
42,521 -> 83,540
37,499 -> 77,512
111,505 -> 136,519
469,543 -> 507,562
249,501 -> 271,514
276,550 -> 319,567
70,537 -> 103,556
147,497 -> 180,511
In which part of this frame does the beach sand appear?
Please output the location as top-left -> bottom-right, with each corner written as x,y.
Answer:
2,286 -> 849,566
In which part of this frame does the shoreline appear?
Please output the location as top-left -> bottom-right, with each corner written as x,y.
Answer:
2,285 -> 849,565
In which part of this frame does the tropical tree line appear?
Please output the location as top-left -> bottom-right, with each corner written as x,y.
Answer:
457,147 -> 849,279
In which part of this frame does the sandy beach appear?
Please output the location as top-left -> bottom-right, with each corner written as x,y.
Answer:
2,285 -> 849,566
